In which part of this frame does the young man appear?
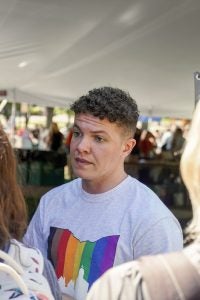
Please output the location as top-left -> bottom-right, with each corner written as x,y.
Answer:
86,100 -> 200,300
24,87 -> 183,300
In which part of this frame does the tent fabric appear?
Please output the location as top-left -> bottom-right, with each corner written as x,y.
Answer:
0,0 -> 200,118
5,89 -> 72,109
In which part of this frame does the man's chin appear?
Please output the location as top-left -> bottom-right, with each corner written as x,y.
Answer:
72,169 -> 92,180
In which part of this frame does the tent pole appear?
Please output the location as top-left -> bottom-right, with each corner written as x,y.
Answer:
194,71 -> 200,106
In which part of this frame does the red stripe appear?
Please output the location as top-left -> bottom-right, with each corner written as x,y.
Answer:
56,229 -> 71,278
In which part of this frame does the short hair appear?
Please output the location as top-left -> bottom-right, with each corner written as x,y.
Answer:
70,87 -> 139,136
0,127 -> 27,248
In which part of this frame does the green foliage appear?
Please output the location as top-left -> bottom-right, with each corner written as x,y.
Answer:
54,107 -> 74,116
29,105 -> 44,115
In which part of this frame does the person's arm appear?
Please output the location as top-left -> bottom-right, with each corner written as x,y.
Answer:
86,261 -> 150,300
6,239 -> 56,300
43,258 -> 62,300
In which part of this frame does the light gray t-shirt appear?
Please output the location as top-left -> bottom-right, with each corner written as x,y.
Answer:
24,176 -> 183,300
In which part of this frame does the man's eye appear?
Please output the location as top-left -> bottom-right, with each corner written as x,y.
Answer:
73,131 -> 80,138
95,136 -> 104,143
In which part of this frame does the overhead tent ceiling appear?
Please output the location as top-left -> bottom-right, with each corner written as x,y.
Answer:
0,0 -> 200,118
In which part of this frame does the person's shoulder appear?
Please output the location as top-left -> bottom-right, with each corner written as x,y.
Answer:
127,176 -> 159,199
5,239 -> 55,299
8,239 -> 44,273
127,176 -> 175,217
41,178 -> 81,200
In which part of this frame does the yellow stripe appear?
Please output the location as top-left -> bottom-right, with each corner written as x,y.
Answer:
72,241 -> 86,281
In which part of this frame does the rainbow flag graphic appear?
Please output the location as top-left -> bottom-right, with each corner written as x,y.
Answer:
48,227 -> 119,289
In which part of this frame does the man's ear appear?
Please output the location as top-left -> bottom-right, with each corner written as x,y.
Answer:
123,138 -> 136,158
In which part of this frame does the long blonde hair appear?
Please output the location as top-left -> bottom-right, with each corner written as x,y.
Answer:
180,101 -> 200,241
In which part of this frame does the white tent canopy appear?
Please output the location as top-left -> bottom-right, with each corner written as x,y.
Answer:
1,89 -> 73,108
0,0 -> 200,118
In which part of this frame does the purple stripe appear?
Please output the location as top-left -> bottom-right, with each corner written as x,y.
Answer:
100,235 -> 119,274
88,235 -> 119,289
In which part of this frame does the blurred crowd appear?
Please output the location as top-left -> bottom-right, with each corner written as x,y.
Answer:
1,118 -> 190,163
3,122 -> 71,153
130,123 -> 189,161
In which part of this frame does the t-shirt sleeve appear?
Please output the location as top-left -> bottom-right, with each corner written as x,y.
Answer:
133,216 -> 183,259
23,197 -> 47,256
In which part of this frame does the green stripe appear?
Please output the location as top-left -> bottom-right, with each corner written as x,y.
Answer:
79,241 -> 95,281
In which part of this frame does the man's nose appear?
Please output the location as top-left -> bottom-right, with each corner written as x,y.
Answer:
76,136 -> 90,152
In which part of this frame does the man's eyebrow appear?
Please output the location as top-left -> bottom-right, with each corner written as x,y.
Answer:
73,124 -> 108,135
91,130 -> 108,135
73,124 -> 82,131
73,124 -> 79,129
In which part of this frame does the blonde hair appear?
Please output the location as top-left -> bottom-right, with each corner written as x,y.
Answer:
180,101 -> 200,239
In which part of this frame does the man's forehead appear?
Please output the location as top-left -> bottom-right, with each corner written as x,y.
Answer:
73,113 -> 123,135
73,113 -> 128,141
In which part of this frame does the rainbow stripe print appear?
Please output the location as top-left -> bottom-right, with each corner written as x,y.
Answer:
48,227 -> 119,291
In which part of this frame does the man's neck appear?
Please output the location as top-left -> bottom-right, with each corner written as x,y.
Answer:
82,172 -> 128,194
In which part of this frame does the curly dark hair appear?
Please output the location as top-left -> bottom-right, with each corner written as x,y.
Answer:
70,87 -> 139,136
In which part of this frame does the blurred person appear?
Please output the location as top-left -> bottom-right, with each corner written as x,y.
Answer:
31,125 -> 41,149
15,126 -> 33,149
65,126 -> 73,154
24,87 -> 183,300
160,127 -> 173,151
0,126 -> 61,299
138,129 -> 156,159
157,127 -> 174,160
46,122 -> 64,151
87,101 -> 200,300
171,126 -> 185,158
65,126 -> 74,179
37,125 -> 49,150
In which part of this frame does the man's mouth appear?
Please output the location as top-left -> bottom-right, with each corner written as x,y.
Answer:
75,157 -> 92,164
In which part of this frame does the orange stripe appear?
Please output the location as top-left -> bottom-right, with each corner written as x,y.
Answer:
63,234 -> 79,285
